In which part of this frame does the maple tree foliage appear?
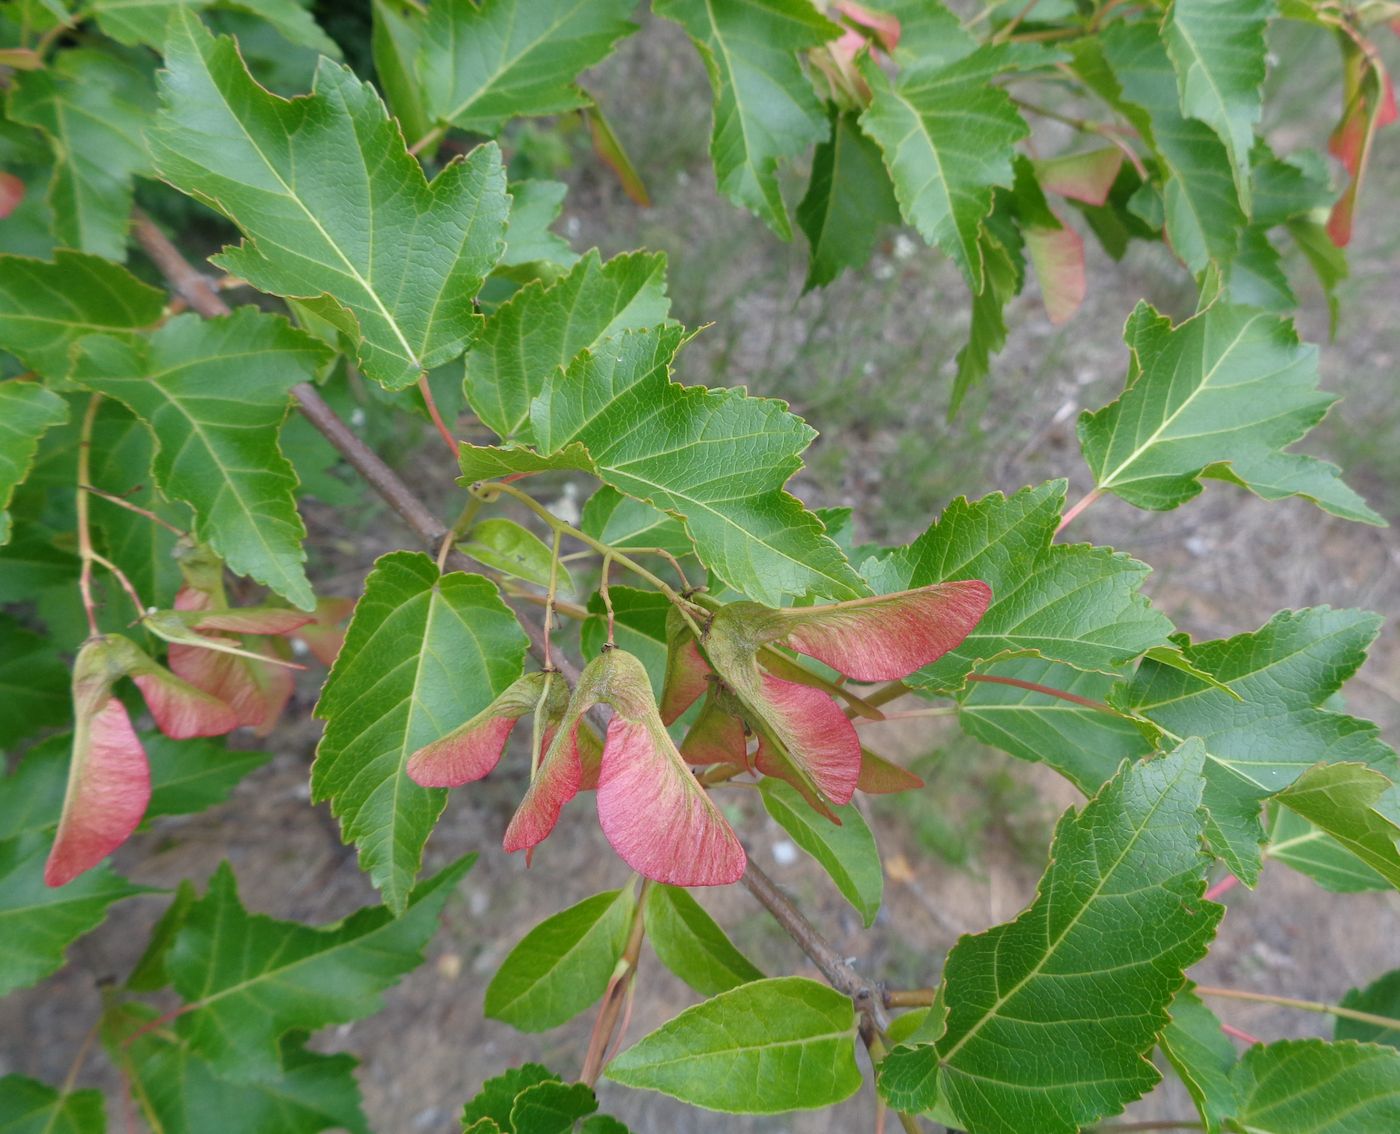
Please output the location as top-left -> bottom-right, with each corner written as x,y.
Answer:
0,1 -> 1398,1132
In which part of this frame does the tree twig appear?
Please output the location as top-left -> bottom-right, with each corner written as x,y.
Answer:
741,859 -> 890,1033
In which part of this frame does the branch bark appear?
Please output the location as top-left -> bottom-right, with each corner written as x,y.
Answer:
740,859 -> 890,1034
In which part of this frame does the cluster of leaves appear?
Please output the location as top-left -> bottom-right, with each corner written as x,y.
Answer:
0,1 -> 1398,1133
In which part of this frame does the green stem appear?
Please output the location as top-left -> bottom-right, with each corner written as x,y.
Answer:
470,480 -> 706,635
75,395 -> 104,637
1193,985 -> 1400,1033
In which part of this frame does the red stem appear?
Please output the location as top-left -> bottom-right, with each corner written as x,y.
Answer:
1204,874 -> 1240,902
417,374 -> 458,455
1056,487 -> 1102,535
1220,1022 -> 1262,1045
964,672 -> 1122,715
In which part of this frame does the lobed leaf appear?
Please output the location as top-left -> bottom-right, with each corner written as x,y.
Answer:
655,0 -> 839,239
796,108 -> 901,289
1163,0 -> 1274,213
312,551 -> 526,911
884,741 -> 1221,1133
1274,763 -> 1400,890
1082,27 -> 1244,276
8,48 -> 154,261
464,250 -> 670,441
461,326 -> 864,606
168,854 -> 474,1081
152,10 -> 510,389
74,309 -> 330,610
1079,302 -> 1380,523
0,251 -> 165,381
0,382 -> 66,545
419,0 -> 639,138
862,480 -> 1172,691
1122,606 -> 1393,883
0,832 -> 150,997
859,46 -> 1028,288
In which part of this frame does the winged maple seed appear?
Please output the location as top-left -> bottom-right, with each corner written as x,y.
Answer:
409,650 -> 745,887
664,582 -> 992,818
45,635 -> 245,887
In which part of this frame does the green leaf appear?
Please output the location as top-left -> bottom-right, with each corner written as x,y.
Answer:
90,0 -> 341,55
8,48 -> 154,261
460,326 -> 864,606
419,0 -> 639,137
578,487 -> 692,558
1086,26 -> 1244,275
0,382 -> 65,545
758,778 -> 882,926
579,587 -> 670,698
1274,763 -> 1400,890
1337,969 -> 1400,1048
862,480 -> 1172,691
125,1028 -> 370,1134
644,885 -> 763,997
0,832 -> 151,997
858,47 -> 1028,287
486,888 -> 635,1033
168,854 -> 474,1080
371,0 -> 433,148
461,1065 -> 560,1131
1078,302 -> 1380,523
654,0 -> 839,239
458,517 -> 572,590
1231,1039 -> 1400,1133
152,10 -> 510,389
87,399 -> 191,606
1164,0 -> 1273,213
126,881 -> 197,992
905,741 -> 1221,1133
312,551 -> 527,912
509,1081 -> 598,1134
145,733 -> 273,820
0,251 -> 165,381
0,627 -> 68,754
464,250 -> 670,441
1122,606 -> 1392,883
951,211 -> 1023,412
1266,805 -> 1391,892
957,657 -> 1154,793
0,1075 -> 105,1134
73,308 -> 330,610
797,108 -> 901,289
1159,986 -> 1238,1134
606,976 -> 861,1113
500,180 -> 579,272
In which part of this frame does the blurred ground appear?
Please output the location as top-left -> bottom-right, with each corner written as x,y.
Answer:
3,12 -> 1398,1134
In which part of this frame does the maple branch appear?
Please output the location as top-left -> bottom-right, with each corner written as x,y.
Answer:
883,987 -> 936,1009
131,211 -> 906,1042
741,859 -> 890,1034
